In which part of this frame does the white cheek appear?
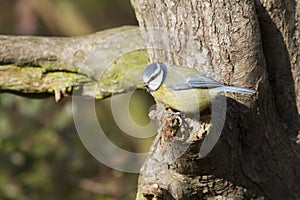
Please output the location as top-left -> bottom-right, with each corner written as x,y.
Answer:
143,75 -> 150,84
149,82 -> 161,91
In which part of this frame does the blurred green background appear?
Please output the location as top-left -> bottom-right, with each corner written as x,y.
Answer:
0,1 -> 156,199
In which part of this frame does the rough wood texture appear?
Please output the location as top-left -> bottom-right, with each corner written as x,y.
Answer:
0,26 -> 148,101
256,0 -> 300,137
132,0 -> 300,199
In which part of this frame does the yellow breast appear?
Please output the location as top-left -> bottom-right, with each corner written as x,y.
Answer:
151,85 -> 212,113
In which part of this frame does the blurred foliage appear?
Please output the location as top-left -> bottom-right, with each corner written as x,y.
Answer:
0,0 -> 137,36
0,1 -> 156,199
0,93 -> 155,200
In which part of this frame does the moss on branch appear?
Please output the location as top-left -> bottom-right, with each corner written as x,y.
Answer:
0,26 -> 149,101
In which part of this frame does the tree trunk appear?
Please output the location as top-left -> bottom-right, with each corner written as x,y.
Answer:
131,0 -> 300,199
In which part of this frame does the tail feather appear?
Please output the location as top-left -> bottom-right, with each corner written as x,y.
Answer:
216,86 -> 256,94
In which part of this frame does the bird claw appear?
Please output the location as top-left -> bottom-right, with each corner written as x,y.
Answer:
166,110 -> 182,126
160,109 -> 182,140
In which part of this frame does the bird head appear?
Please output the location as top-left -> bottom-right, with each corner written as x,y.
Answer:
143,63 -> 167,92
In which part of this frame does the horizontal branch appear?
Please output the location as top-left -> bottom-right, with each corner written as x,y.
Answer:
0,26 -> 149,101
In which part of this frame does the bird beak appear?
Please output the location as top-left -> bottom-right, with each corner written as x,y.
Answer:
143,82 -> 150,92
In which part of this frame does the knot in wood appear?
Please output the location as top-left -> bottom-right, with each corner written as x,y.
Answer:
142,183 -> 162,199
160,110 -> 182,139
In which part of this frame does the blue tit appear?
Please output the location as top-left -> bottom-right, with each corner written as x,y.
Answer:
143,63 -> 255,113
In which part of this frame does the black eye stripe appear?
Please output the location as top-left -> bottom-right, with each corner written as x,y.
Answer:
147,67 -> 162,84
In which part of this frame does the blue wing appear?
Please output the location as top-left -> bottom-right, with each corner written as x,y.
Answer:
167,74 -> 255,94
167,74 -> 223,90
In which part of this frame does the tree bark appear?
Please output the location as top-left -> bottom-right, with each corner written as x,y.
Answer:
131,0 -> 300,199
